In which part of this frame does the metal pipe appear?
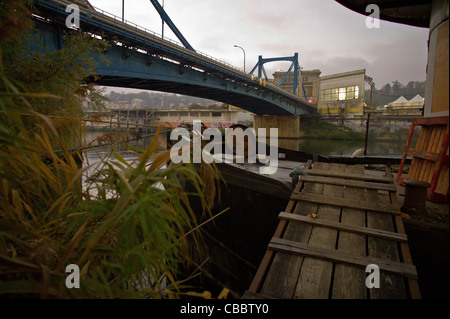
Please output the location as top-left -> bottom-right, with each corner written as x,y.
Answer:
162,0 -> 164,38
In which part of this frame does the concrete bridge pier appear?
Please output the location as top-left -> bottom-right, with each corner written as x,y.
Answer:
253,115 -> 301,139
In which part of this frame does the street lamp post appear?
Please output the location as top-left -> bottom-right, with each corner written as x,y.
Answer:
122,0 -> 124,22
162,0 -> 165,39
234,45 -> 246,73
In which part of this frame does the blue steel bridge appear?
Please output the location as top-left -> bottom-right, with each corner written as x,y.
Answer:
32,0 -> 316,116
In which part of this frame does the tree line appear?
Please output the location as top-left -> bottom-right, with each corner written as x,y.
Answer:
367,80 -> 426,107
107,90 -> 217,108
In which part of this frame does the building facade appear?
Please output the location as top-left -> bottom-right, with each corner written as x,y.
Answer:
317,69 -> 368,116
271,71 -> 299,97
271,68 -> 372,117
272,69 -> 321,104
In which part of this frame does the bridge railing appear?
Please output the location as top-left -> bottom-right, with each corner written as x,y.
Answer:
45,0 -> 247,75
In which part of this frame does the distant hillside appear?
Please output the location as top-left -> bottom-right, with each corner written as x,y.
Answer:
365,80 -> 426,107
106,91 -> 217,108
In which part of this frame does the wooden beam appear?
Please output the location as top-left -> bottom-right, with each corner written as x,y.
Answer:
304,168 -> 394,183
299,175 -> 397,192
405,148 -> 440,162
387,166 -> 422,299
291,192 -> 401,215
268,237 -> 418,279
278,212 -> 408,242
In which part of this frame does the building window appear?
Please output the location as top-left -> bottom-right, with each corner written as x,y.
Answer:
211,112 -> 221,117
338,87 -> 346,100
320,86 -> 359,102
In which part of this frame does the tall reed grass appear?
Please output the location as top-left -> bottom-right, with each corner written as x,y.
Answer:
0,1 -> 220,298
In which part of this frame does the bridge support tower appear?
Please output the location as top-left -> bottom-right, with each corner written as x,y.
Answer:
253,115 -> 301,139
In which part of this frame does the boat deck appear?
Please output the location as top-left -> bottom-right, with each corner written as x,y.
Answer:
244,161 -> 421,299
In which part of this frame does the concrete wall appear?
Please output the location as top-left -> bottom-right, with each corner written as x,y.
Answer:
86,109 -> 254,129
253,115 -> 301,139
154,109 -> 253,128
320,114 -> 419,141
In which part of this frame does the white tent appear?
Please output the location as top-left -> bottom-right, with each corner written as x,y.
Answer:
408,94 -> 424,103
389,96 -> 408,104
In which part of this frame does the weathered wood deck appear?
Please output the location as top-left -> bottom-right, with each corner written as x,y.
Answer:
244,161 -> 421,299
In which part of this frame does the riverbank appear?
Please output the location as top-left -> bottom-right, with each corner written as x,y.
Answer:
299,116 -> 365,140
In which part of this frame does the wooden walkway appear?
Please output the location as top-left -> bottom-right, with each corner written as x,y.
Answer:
244,162 -> 421,299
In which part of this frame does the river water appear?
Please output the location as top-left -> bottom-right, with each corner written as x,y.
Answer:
85,128 -> 411,162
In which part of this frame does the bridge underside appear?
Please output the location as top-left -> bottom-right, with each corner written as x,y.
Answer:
93,46 -> 300,115
96,75 -> 292,115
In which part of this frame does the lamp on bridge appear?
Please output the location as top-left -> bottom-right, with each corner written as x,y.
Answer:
234,45 -> 246,73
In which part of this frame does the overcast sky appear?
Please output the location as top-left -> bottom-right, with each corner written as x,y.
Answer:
89,0 -> 429,90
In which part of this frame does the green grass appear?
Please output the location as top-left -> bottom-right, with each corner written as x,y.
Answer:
301,116 -> 365,140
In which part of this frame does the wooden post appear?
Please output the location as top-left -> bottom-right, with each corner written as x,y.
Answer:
364,113 -> 371,156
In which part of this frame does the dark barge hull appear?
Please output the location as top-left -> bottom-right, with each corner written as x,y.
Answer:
185,161 -> 295,295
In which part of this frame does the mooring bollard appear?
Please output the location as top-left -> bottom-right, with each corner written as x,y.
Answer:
402,179 -> 431,216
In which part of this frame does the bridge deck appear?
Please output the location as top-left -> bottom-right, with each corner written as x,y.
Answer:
244,161 -> 421,299
34,0 -> 316,115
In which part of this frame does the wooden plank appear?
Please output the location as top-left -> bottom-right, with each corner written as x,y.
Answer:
432,127 -> 444,154
397,121 -> 416,183
429,126 -> 446,184
291,192 -> 401,215
419,128 -> 434,181
387,166 -> 421,299
366,182 -> 407,298
259,183 -> 321,298
256,161 -> 319,298
435,163 -> 449,194
405,149 -> 440,162
293,163 -> 347,299
410,127 -> 428,180
268,238 -> 418,279
298,175 -> 397,192
413,116 -> 449,126
304,168 -> 394,183
241,291 -> 275,299
331,165 -> 367,299
429,125 -> 438,154
409,157 -> 419,180
278,212 -> 407,242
